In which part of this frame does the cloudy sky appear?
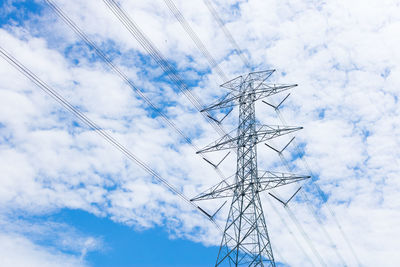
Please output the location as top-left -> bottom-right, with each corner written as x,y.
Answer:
0,0 -> 399,266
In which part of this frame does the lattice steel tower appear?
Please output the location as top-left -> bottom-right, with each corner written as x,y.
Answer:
192,70 -> 309,266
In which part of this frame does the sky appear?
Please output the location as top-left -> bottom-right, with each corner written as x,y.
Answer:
0,0 -> 399,266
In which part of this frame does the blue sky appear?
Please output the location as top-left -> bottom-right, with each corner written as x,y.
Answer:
0,1 -> 229,266
0,0 -> 400,266
38,209 -> 218,267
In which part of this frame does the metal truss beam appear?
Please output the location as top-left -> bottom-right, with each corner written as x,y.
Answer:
201,83 -> 297,112
191,171 -> 310,201
193,70 -> 304,266
197,125 -> 302,154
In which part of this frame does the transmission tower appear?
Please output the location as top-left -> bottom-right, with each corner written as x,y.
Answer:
192,70 -> 310,266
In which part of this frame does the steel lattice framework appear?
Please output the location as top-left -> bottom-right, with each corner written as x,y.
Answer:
192,70 -> 310,266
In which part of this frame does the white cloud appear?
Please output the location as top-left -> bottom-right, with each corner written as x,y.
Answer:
0,232 -> 85,267
0,0 -> 400,266
0,215 -> 102,267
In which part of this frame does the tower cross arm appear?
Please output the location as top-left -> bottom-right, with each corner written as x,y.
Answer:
190,171 -> 310,202
252,83 -> 297,103
200,91 -> 238,112
200,83 -> 297,112
193,70 -> 304,266
220,70 -> 276,91
190,178 -> 235,201
196,124 -> 302,154
257,171 -> 311,192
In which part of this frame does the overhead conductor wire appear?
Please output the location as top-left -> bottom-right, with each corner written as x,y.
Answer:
200,1 -> 360,265
163,0 -> 228,82
0,46 -> 222,232
47,0 -> 356,264
101,0 -> 228,138
161,0 -> 326,264
271,136 -> 347,266
268,185 -> 327,267
44,0 -> 229,192
164,0 -> 356,264
202,0 -> 251,69
266,196 -> 316,267
276,110 -> 360,266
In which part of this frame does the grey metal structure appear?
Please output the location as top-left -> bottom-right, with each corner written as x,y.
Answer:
193,70 -> 309,266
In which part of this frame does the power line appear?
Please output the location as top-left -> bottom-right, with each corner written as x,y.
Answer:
0,46 -> 222,232
88,1 -> 343,265
276,109 -> 361,266
44,0 -> 189,148
163,0 -> 345,263
162,1 -> 333,264
202,0 -> 251,70
191,71 -> 309,266
200,1 -> 360,265
159,0 -> 331,263
268,138 -> 347,266
266,196 -> 315,266
44,0 -> 229,186
102,0 -> 227,138
268,188 -> 327,266
163,0 -> 229,82
162,0 -> 347,260
284,202 -> 327,267
269,190 -> 327,267
46,1 -> 356,264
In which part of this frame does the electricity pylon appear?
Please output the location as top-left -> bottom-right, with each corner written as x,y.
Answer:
192,70 -> 310,266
